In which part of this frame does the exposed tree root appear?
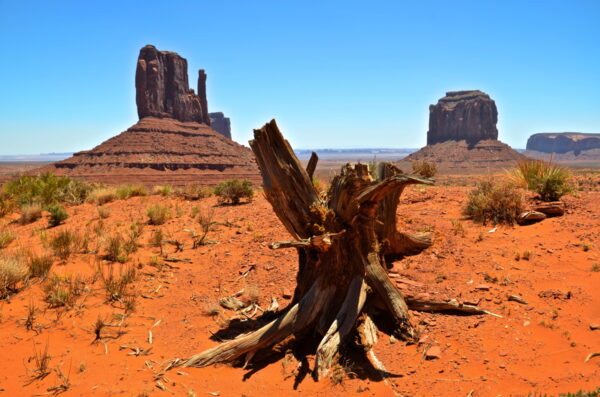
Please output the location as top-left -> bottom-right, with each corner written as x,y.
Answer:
182,278 -> 334,368
176,120 -> 500,383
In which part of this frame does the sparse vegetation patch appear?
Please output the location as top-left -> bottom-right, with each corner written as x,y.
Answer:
463,180 -> 523,225
412,160 -> 438,178
214,179 -> 254,204
510,159 -> 574,201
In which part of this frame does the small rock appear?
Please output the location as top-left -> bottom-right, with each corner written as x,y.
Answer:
475,284 -> 490,291
282,289 -> 292,299
425,346 -> 441,360
589,323 -> 600,331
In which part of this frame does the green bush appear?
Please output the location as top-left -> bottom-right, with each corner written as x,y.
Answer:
146,205 -> 171,225
412,160 -> 438,178
2,172 -> 94,208
510,160 -> 574,201
463,180 -> 523,225
47,204 -> 68,227
214,179 -> 254,204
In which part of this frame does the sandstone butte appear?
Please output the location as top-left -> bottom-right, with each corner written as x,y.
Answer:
41,45 -> 260,187
399,90 -> 526,173
524,132 -> 600,162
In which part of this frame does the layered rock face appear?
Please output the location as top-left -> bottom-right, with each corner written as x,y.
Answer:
209,112 -> 232,139
526,133 -> 600,155
41,45 -> 260,186
136,45 -> 208,124
427,90 -> 498,145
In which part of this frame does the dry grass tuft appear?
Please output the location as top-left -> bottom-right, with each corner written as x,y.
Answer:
176,184 -> 212,201
19,204 -> 43,225
147,205 -> 171,225
412,159 -> 438,178
101,264 -> 136,303
0,255 -> 28,298
27,253 -> 54,278
43,274 -> 84,308
49,230 -> 81,261
0,229 -> 16,249
87,188 -> 117,205
116,184 -> 148,200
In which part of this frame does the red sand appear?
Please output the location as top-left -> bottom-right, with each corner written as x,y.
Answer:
0,186 -> 598,396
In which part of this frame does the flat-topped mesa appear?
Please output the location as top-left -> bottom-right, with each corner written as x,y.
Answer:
526,132 -> 600,155
209,112 -> 232,139
136,45 -> 208,124
427,90 -> 498,145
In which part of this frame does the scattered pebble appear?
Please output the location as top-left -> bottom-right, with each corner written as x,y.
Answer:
425,346 -> 441,360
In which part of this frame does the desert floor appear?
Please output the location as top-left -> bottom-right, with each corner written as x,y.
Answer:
0,183 -> 599,396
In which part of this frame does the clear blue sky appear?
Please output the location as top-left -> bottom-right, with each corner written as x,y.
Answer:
0,0 -> 598,154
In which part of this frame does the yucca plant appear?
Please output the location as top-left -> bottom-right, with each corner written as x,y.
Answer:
510,160 -> 573,201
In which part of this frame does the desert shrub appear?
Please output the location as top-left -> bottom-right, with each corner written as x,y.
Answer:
43,274 -> 84,307
19,204 -> 43,225
0,193 -> 14,218
86,188 -> 117,205
193,207 -> 215,247
104,234 -> 129,263
148,229 -> 164,247
176,184 -> 212,201
146,205 -> 171,225
214,179 -> 254,204
463,180 -> 523,225
101,264 -> 136,302
116,184 -> 148,200
49,230 -> 81,260
0,255 -> 28,298
27,254 -> 54,278
2,173 -> 94,208
510,160 -> 574,201
97,207 -> 110,219
0,229 -> 16,249
125,222 -> 143,254
47,204 -> 68,227
412,160 -> 438,178
153,185 -> 173,197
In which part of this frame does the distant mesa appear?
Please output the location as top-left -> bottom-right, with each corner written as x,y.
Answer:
41,45 -> 259,186
525,132 -> 600,159
209,112 -> 232,139
427,90 -> 498,145
400,90 -> 526,173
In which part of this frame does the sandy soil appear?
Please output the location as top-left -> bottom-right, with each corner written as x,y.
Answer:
0,185 -> 598,396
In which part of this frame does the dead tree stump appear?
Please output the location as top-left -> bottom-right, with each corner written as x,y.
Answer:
177,120 -> 497,379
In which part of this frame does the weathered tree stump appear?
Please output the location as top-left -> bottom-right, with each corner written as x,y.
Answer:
176,120 -> 497,379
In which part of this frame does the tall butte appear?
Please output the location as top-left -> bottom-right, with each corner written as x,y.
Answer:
400,90 -> 525,173
43,45 -> 259,186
